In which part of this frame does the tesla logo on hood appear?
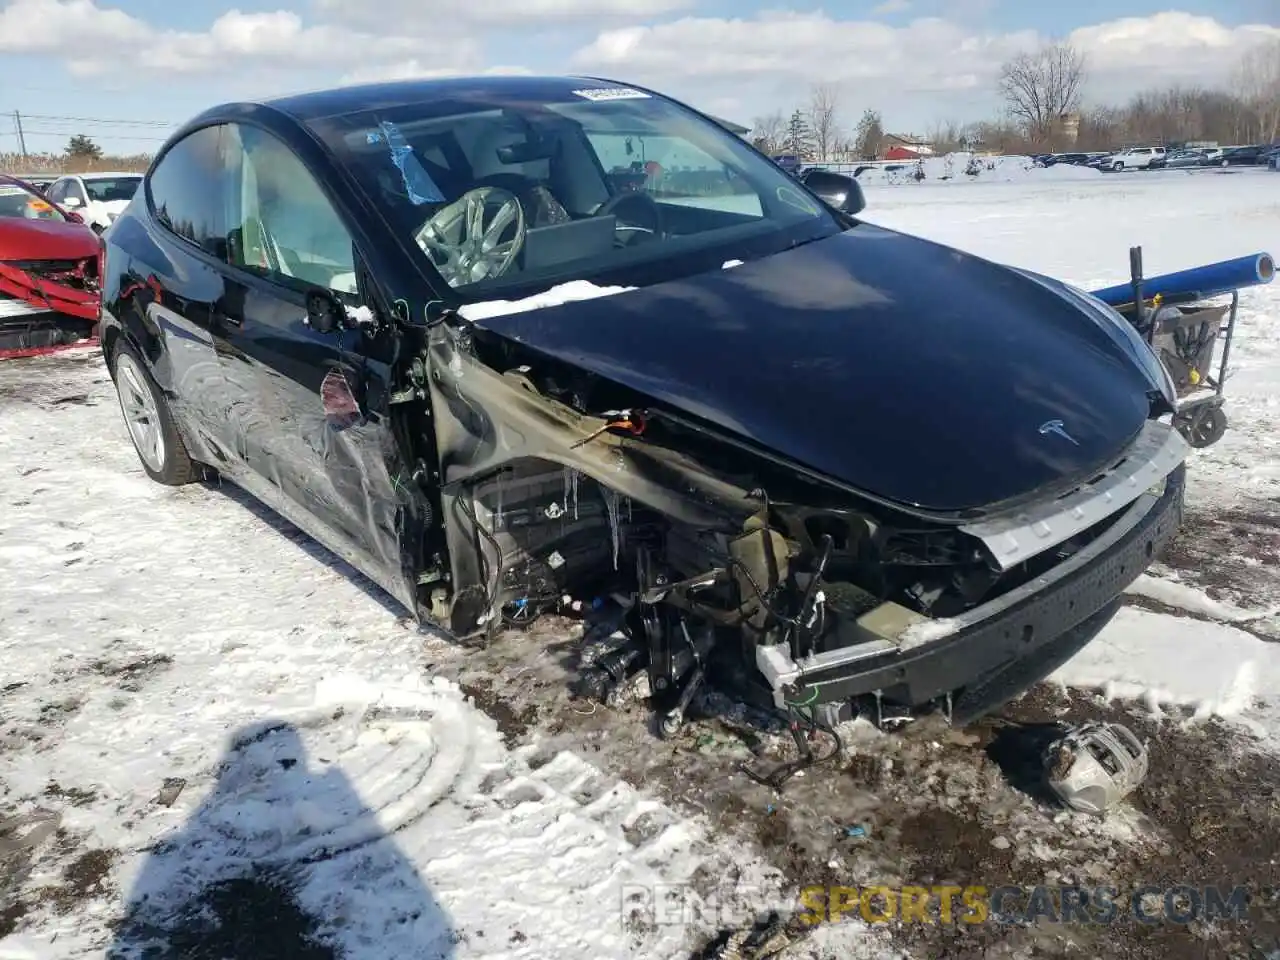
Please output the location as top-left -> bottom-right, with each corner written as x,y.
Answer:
1039,419 -> 1080,446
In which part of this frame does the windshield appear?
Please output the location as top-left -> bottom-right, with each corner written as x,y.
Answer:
0,182 -> 67,221
84,177 -> 141,203
309,83 -> 839,297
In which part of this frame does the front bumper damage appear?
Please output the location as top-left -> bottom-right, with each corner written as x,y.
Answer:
418,309 -> 1190,739
0,258 -> 100,357
0,258 -> 99,322
758,449 -> 1186,726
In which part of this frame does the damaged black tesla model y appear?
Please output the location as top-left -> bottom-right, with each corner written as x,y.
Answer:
99,76 -> 1186,736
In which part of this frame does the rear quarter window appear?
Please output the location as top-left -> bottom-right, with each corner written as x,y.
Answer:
147,125 -> 232,257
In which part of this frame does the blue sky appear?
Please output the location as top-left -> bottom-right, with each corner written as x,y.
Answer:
0,0 -> 1275,157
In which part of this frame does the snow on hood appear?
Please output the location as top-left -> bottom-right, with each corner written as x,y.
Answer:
455,261 -> 748,322
457,279 -> 635,322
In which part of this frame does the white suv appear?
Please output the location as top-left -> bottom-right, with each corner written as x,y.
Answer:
1106,147 -> 1166,171
44,172 -> 143,233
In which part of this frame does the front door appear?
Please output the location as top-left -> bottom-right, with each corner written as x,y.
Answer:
215,122 -> 408,599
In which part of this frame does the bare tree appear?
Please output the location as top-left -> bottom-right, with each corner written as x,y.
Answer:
1233,39 -> 1280,143
750,110 -> 786,155
998,42 -> 1087,146
927,119 -> 966,154
853,108 -> 884,159
807,83 -> 841,162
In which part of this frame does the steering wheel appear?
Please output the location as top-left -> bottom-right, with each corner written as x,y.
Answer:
415,185 -> 526,286
596,191 -> 663,246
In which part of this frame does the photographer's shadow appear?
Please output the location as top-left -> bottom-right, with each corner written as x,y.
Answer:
108,720 -> 456,959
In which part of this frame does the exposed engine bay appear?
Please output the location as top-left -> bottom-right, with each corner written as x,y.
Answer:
396,313 -> 1188,779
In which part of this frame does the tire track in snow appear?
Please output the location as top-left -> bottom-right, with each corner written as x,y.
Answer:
0,351 -> 798,958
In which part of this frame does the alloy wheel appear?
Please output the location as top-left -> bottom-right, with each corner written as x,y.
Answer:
114,353 -> 167,473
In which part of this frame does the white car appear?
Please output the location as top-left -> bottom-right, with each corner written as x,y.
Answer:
43,172 -> 143,233
1105,147 -> 1166,171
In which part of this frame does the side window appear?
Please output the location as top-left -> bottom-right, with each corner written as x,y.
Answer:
226,124 -> 356,296
69,180 -> 88,205
146,125 -> 232,258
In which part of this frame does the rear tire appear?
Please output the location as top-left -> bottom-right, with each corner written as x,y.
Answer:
109,340 -> 200,485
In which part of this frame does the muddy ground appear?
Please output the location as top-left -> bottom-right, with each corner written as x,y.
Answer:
433,497 -> 1280,960
3,487 -> 1277,959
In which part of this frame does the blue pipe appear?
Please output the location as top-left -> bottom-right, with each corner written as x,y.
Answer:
1089,252 -> 1275,307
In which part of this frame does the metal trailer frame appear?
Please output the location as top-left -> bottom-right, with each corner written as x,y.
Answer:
1110,247 -> 1247,449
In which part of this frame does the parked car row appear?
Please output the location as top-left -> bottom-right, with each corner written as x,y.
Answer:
1036,143 -> 1278,173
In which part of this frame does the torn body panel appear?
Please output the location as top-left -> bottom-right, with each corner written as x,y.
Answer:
0,258 -> 99,322
422,317 -> 756,638
413,300 -> 1188,735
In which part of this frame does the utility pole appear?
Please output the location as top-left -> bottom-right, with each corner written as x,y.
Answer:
13,110 -> 28,159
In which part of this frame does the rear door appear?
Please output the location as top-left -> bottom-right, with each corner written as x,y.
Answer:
214,121 -> 405,587
130,123 -> 246,472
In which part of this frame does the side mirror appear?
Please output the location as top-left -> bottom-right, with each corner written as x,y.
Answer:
799,169 -> 866,215
61,196 -> 81,208
305,289 -> 347,334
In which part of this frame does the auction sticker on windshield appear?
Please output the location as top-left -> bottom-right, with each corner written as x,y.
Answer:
572,87 -> 651,101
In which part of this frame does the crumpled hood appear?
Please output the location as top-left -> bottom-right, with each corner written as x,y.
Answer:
474,224 -> 1160,513
0,217 -> 100,261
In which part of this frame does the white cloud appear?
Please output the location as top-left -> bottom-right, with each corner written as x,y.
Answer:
1069,12 -> 1280,88
568,10 -> 1280,125
0,0 -> 149,50
571,13 -> 1039,85
0,0 -> 441,76
4,1 -> 1278,135
311,0 -> 694,29
340,61 -> 534,86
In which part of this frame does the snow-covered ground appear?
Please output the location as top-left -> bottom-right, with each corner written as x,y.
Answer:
2,167 -> 1278,960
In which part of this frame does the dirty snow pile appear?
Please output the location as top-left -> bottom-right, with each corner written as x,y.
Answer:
855,151 -> 1103,186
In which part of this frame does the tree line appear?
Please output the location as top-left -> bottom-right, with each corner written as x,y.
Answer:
751,38 -> 1280,160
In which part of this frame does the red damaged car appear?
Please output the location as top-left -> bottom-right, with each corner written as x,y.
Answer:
0,174 -> 102,358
